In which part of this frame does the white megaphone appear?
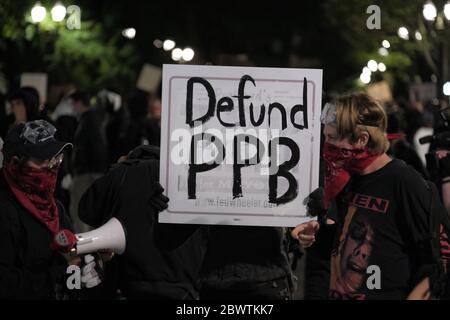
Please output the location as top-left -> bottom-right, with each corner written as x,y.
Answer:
74,217 -> 127,255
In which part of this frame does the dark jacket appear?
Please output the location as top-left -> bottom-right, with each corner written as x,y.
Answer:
141,118 -> 161,147
0,172 -> 71,299
389,139 -> 429,180
199,225 -> 294,299
72,109 -> 108,175
0,114 -> 14,140
120,118 -> 161,156
78,147 -> 208,299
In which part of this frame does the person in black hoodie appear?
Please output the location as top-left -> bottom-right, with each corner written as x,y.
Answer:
69,91 -> 109,233
0,120 -> 80,299
78,145 -> 208,299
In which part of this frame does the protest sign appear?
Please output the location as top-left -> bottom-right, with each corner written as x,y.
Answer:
137,64 -> 162,93
159,64 -> 322,226
20,73 -> 48,103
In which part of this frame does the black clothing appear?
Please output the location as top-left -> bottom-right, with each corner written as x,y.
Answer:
78,148 -> 207,299
200,226 -> 294,300
72,110 -> 108,175
142,118 -> 161,147
120,118 -> 161,156
0,172 -> 71,299
404,108 -> 423,144
304,223 -> 335,300
329,159 -> 438,299
104,107 -> 129,163
55,115 -> 78,146
389,139 -> 429,179
54,115 -> 79,208
200,276 -> 292,300
117,119 -> 141,156
0,114 -> 14,140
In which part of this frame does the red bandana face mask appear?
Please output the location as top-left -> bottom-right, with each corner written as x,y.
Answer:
3,161 -> 59,235
323,142 -> 379,208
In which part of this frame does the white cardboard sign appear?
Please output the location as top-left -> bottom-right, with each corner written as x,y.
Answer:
20,73 -> 48,103
136,64 -> 161,93
159,64 -> 322,227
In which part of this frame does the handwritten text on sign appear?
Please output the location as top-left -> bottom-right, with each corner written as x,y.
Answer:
159,65 -> 322,226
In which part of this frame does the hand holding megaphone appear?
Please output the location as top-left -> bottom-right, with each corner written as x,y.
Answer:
52,218 -> 126,289
81,254 -> 104,288
52,217 -> 127,256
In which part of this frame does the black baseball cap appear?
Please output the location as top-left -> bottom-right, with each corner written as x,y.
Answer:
3,120 -> 72,160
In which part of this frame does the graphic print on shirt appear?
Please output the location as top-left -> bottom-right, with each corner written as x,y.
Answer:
440,225 -> 450,274
329,204 -> 375,300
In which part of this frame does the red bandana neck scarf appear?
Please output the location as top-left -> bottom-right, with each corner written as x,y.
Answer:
323,142 -> 380,209
3,162 -> 59,235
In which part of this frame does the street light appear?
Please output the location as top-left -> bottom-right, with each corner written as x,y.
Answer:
422,1 -> 450,99
163,40 -> 176,51
153,39 -> 163,48
445,1 -> 450,20
367,60 -> 378,72
182,48 -> 195,62
397,26 -> 409,40
360,72 -> 371,84
31,2 -> 46,23
362,67 -> 372,75
378,62 -> 387,72
171,48 -> 183,61
378,47 -> 389,56
444,82 -> 450,96
122,28 -> 136,39
415,31 -> 423,41
423,1 -> 450,22
423,1 -> 438,21
51,2 -> 66,22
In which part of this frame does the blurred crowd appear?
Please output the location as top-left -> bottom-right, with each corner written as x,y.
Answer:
0,87 -> 162,232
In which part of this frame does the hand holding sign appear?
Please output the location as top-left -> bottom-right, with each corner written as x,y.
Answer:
291,220 -> 320,248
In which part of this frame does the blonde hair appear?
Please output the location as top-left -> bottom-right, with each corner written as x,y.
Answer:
334,93 -> 389,154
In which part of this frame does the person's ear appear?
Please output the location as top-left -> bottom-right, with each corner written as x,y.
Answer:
357,132 -> 369,148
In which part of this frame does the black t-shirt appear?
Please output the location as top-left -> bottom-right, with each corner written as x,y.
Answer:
329,159 -> 435,300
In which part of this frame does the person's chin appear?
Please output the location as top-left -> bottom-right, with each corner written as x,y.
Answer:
341,261 -> 367,292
